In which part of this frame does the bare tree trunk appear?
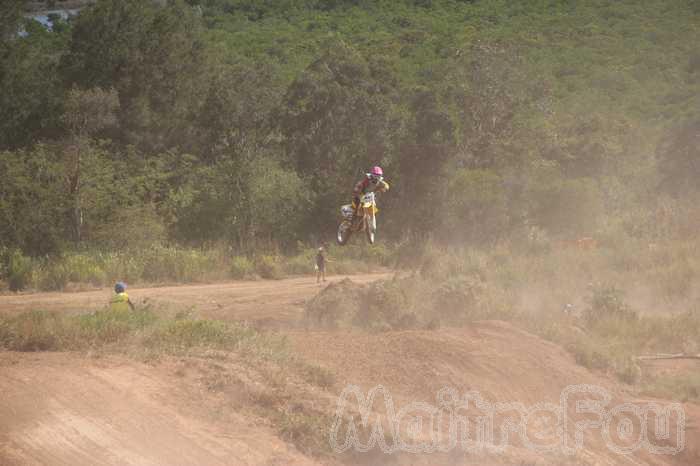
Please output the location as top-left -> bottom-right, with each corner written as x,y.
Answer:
68,138 -> 84,244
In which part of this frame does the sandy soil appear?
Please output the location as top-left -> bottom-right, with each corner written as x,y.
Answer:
287,322 -> 700,466
0,273 -> 392,326
1,275 -> 699,465
0,352 -> 317,466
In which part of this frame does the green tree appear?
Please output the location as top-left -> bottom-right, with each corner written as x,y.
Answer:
0,0 -> 24,40
166,154 -> 308,249
0,146 -> 70,254
0,18 -> 67,149
280,41 -> 400,234
62,87 -> 119,243
61,0 -> 206,151
443,169 -> 509,244
195,63 -> 283,159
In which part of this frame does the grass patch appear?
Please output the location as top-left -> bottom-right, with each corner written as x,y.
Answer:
296,362 -> 336,388
0,243 -> 393,292
0,307 -> 285,359
277,410 -> 334,457
642,373 -> 700,403
304,242 -> 700,388
305,272 -> 514,331
229,255 -> 255,279
254,255 -> 287,280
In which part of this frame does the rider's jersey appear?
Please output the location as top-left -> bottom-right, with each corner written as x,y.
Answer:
110,292 -> 131,312
353,175 -> 390,196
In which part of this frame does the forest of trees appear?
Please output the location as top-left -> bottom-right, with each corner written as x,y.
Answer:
1,0 -> 699,257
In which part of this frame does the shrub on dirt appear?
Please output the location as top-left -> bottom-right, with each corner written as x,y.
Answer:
614,357 -> 643,385
356,279 -> 414,330
100,252 -> 145,284
296,362 -> 335,388
0,310 -> 63,351
230,255 -> 255,279
37,254 -> 106,291
154,319 -> 257,350
282,251 -> 314,276
643,373 -> 700,402
432,274 -> 487,324
0,307 -> 275,356
306,276 -> 438,330
583,284 -> 637,327
571,338 -> 612,371
141,246 -> 221,283
7,249 -> 34,291
37,261 -> 71,291
255,255 -> 286,280
651,259 -> 696,303
330,258 -> 372,275
62,254 -> 105,286
304,278 -> 366,328
276,410 -> 334,457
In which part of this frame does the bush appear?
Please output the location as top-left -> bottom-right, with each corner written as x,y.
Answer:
0,308 -> 270,356
139,246 -> 225,283
297,363 -> 335,388
277,411 -> 333,457
101,252 -> 144,284
283,251 -> 315,276
304,278 -> 366,328
76,307 -> 158,346
255,255 -> 286,280
356,279 -> 413,330
155,319 -> 256,349
38,262 -> 70,291
35,253 -> 111,291
443,169 -> 509,244
652,259 -> 696,303
230,255 -> 255,279
7,250 -> 34,291
643,373 -> 700,402
63,254 -> 105,285
0,310 -> 63,351
583,284 -> 637,326
432,275 -> 486,323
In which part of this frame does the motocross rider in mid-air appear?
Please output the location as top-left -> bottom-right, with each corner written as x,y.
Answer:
352,166 -> 390,219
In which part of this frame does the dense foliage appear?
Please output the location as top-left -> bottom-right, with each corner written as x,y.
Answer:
1,0 -> 699,259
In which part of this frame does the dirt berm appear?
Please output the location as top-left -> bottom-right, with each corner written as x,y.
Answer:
287,321 -> 700,466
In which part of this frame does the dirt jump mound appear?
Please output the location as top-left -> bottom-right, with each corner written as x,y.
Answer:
305,277 -> 427,331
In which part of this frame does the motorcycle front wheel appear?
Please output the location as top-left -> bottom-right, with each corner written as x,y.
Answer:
337,220 -> 352,245
365,214 -> 376,245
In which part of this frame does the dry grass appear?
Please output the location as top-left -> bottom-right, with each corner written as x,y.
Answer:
0,305 -> 340,458
0,306 -> 286,358
0,244 -> 391,292
306,239 -> 700,392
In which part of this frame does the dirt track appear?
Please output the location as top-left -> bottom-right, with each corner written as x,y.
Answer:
0,273 -> 392,326
2,275 -> 700,465
0,352 -> 319,466
288,322 -> 700,466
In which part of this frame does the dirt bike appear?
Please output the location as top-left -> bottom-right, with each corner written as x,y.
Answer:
337,192 -> 378,245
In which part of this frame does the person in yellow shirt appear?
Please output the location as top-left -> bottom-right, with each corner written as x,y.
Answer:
110,282 -> 135,311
